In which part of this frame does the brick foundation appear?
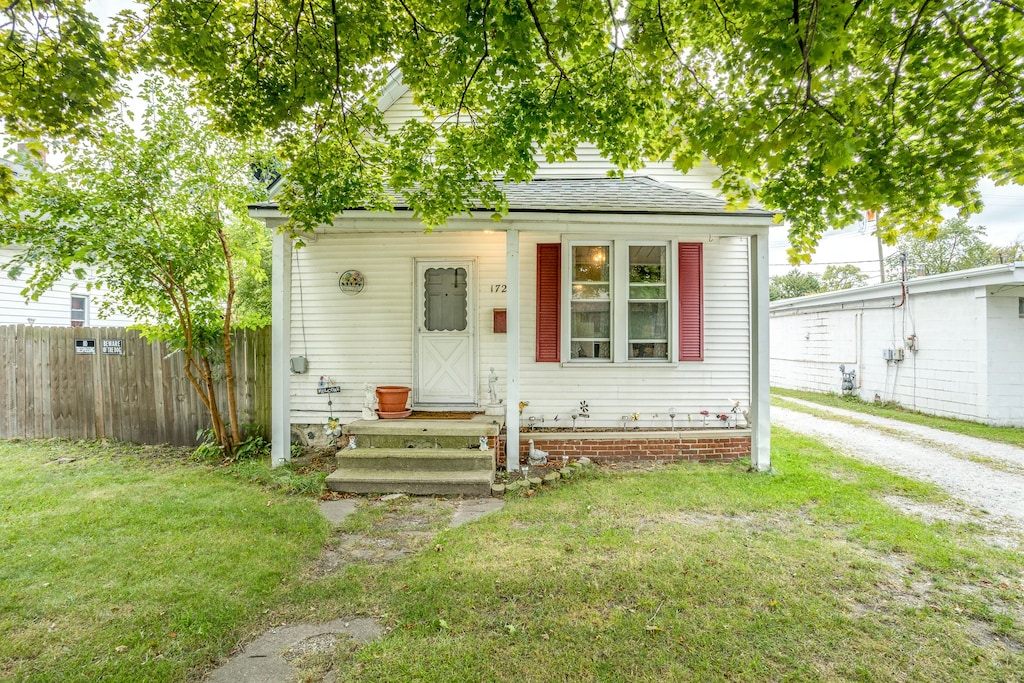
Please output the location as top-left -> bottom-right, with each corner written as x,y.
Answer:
496,430 -> 751,467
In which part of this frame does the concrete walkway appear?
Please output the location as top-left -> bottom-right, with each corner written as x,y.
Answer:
774,397 -> 1024,539
204,495 -> 504,682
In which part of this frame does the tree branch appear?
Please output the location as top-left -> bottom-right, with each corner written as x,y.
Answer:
525,0 -> 570,81
942,10 -> 1011,89
457,0 -> 490,121
655,0 -> 717,103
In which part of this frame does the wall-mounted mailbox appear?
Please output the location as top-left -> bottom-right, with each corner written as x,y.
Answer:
493,308 -> 507,334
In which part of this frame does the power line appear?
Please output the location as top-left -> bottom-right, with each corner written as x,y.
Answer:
769,258 -> 885,266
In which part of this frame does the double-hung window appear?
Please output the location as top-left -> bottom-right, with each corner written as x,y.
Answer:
70,295 -> 88,327
627,245 -> 669,360
570,244 -> 612,359
568,242 -> 670,361
536,241 -> 703,364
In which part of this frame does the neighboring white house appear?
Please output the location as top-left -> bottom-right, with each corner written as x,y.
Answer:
0,246 -> 135,327
771,263 -> 1024,426
1,154 -> 134,328
250,74 -> 774,473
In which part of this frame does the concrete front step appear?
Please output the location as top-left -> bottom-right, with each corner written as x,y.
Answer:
342,418 -> 500,437
336,448 -> 494,472
346,434 -> 488,449
325,468 -> 494,496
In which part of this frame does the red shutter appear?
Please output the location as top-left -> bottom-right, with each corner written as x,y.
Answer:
678,242 -> 704,361
536,243 -> 561,362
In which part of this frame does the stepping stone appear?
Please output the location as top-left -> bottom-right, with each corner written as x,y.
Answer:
206,618 -> 380,683
450,498 -> 505,527
318,499 -> 358,525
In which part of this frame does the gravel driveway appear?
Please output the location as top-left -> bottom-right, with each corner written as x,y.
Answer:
773,397 -> 1024,543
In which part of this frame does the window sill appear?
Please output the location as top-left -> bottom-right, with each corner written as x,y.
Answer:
560,360 -> 676,368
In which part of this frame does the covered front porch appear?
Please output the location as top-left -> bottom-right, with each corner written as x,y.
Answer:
256,177 -> 772,479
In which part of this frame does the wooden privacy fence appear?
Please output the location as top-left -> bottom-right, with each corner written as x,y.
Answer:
0,325 -> 271,446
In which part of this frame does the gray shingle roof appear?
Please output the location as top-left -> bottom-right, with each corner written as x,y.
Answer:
474,177 -> 770,217
252,176 -> 773,218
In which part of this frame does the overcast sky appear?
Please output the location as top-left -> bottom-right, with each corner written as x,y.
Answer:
87,1 -> 1023,278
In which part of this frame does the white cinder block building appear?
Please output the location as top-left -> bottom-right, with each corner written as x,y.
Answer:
770,263 -> 1024,426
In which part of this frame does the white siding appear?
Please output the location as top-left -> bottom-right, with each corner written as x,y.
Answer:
0,247 -> 135,327
288,226 -> 752,427
770,286 -> 1024,425
986,290 -> 1024,425
381,88 -> 723,196
287,231 -> 506,423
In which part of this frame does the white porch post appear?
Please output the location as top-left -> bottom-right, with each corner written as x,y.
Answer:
749,231 -> 771,471
271,228 -> 293,467
505,228 -> 521,472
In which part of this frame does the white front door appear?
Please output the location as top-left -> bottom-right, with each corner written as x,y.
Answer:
414,259 -> 477,405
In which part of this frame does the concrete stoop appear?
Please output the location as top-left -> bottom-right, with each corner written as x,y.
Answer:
327,417 -> 500,496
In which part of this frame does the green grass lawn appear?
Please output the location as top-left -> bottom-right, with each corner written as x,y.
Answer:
291,431 -> 1024,681
773,387 -> 1024,449
3,434 -> 1023,681
0,440 -> 332,682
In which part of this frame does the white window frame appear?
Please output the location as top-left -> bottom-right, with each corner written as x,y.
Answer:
561,238 -> 678,364
70,294 -> 89,327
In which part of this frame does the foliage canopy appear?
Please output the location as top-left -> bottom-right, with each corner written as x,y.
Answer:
0,78 -> 271,457
769,268 -> 822,300
121,0 -> 1023,256
820,264 -> 869,291
0,1 -> 1021,257
886,216 -> 995,278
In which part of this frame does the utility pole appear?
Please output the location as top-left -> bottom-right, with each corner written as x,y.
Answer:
876,231 -> 886,284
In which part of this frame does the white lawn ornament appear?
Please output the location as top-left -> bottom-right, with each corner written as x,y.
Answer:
528,439 -> 548,465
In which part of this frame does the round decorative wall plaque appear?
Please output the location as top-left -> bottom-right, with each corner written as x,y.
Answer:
338,270 -> 364,295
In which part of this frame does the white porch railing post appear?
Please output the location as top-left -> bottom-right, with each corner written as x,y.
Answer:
749,232 -> 771,471
505,227 -> 521,472
271,229 -> 293,467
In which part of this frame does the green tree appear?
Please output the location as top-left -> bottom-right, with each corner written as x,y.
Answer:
770,269 -> 821,301
988,240 -> 1024,265
107,0 -> 1023,257
820,264 -> 869,292
886,217 -> 994,279
0,1 -> 122,196
0,78 -> 270,459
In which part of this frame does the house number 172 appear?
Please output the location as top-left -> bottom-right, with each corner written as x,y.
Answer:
490,284 -> 507,293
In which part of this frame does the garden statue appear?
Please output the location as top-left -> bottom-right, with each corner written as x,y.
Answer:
488,367 -> 499,405
361,382 -> 378,420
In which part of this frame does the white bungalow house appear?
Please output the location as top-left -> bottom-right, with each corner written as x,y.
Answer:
250,76 -> 773,493
771,263 -> 1024,426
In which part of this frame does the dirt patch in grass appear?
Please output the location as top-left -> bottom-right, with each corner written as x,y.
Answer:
307,498 -> 459,579
966,619 -> 1024,654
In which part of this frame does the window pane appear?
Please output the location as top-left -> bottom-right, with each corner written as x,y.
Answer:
571,301 -> 610,338
629,246 -> 665,285
572,283 -> 610,300
573,246 -> 609,282
572,341 -> 610,359
629,342 -> 668,359
423,267 -> 468,331
629,302 -> 667,339
629,284 -> 666,300
629,301 -> 667,360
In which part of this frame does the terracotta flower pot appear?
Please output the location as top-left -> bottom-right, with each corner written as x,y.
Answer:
375,385 -> 411,414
